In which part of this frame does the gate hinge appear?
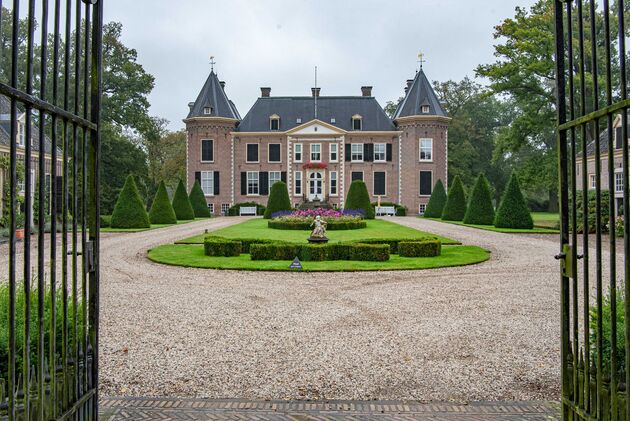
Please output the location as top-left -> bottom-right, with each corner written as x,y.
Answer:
85,241 -> 95,273
556,244 -> 574,278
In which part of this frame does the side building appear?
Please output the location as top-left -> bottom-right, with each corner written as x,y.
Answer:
184,67 -> 450,215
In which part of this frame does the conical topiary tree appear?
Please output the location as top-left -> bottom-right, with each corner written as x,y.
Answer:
463,173 -> 495,225
344,180 -> 375,219
111,175 -> 150,228
172,179 -> 195,220
264,181 -> 291,219
441,176 -> 467,221
189,180 -> 212,218
423,179 -> 447,218
149,181 -> 177,224
494,172 -> 533,229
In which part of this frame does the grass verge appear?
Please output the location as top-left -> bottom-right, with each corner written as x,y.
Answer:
424,218 -> 559,234
101,217 -> 209,233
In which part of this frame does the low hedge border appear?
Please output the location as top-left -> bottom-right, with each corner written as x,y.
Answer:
250,242 -> 390,262
205,236 -> 278,254
356,237 -> 441,254
204,237 -> 242,257
267,219 -> 367,230
398,240 -> 441,257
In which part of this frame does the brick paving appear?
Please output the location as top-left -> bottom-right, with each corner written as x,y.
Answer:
100,397 -> 560,420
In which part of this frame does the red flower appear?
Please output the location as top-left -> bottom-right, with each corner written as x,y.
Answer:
303,161 -> 328,169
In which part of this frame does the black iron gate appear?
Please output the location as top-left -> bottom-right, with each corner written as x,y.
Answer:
0,0 -> 102,419
555,0 -> 630,419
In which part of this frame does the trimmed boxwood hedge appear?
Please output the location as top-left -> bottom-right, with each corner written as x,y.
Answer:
189,180 -> 212,218
267,219 -> 367,230
204,237 -> 242,257
424,179 -> 447,218
349,243 -> 390,261
398,240 -> 441,257
494,172 -> 533,229
249,241 -> 390,262
172,180 -> 195,220
228,202 -> 266,216
100,214 -> 112,228
205,236 -> 278,253
345,180 -> 375,219
250,243 -> 301,260
463,173 -> 495,225
357,237 -> 438,254
149,181 -> 177,224
264,181 -> 292,219
441,176 -> 467,221
110,175 -> 150,229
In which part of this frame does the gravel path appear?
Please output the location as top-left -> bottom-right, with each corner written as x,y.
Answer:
93,216 -> 562,403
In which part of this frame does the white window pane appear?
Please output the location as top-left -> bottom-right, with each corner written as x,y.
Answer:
201,171 -> 214,195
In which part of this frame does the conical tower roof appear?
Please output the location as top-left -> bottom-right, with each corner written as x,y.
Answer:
393,68 -> 446,119
187,70 -> 241,120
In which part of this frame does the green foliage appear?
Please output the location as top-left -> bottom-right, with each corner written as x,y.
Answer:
110,175 -> 150,229
349,243 -> 390,262
172,180 -> 195,221
100,214 -> 112,228
188,180 -> 211,218
573,190 -> 611,233
345,180 -> 375,219
464,174 -> 495,225
204,236 -> 278,254
149,181 -> 177,224
267,218 -> 366,230
424,179 -> 447,218
398,240 -> 442,257
264,181 -> 292,219
249,241 -> 390,262
250,243 -> 302,261
590,292 -> 626,380
494,173 -> 533,229
203,237 -> 242,257
228,202 -> 266,216
441,176 -> 467,221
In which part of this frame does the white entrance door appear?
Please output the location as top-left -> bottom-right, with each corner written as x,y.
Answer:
308,171 -> 323,201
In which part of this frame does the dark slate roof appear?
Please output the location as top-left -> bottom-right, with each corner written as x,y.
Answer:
187,71 -> 241,120
393,69 -> 447,119
237,96 -> 397,132
0,95 -> 58,154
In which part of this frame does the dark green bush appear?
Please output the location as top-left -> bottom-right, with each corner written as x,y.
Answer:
100,214 -> 112,228
398,240 -> 441,257
204,236 -> 278,253
203,237 -> 242,257
349,243 -> 390,262
249,241 -> 389,261
172,180 -> 195,220
356,237 -> 440,254
441,176 -> 467,221
494,173 -> 533,229
264,181 -> 292,219
424,179 -> 447,218
110,175 -> 150,228
250,243 -> 302,260
590,292 -> 625,380
345,180 -> 375,219
149,181 -> 177,224
267,219 -> 366,230
228,202 -> 266,216
371,201 -> 407,216
299,244 -> 329,261
464,173 -> 495,225
573,190 -> 611,233
189,180 -> 212,218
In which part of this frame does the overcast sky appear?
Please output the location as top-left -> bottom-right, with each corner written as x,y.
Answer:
104,0 -> 537,131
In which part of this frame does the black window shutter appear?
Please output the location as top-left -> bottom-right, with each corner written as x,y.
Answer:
345,144 -> 351,161
241,172 -> 247,195
260,172 -> 269,195
420,171 -> 432,195
55,176 -> 63,215
195,172 -> 201,184
281,171 -> 287,183
386,144 -> 393,161
616,127 -> 623,149
214,171 -> 220,195
374,172 -> 386,195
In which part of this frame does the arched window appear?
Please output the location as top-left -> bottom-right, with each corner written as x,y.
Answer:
270,114 -> 280,131
352,114 -> 362,131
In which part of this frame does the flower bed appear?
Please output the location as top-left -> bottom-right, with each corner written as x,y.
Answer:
269,209 -> 366,230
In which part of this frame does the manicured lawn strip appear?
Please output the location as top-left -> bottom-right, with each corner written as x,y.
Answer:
102,218 -> 209,233
174,218 -> 460,245
424,217 -> 559,234
147,244 -> 490,272
531,212 -> 559,229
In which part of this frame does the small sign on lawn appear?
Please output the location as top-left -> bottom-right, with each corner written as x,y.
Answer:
289,257 -> 303,270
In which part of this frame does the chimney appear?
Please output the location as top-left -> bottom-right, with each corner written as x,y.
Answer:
188,102 -> 195,110
361,86 -> 372,97
260,87 -> 271,97
311,87 -> 321,97
219,81 -> 226,89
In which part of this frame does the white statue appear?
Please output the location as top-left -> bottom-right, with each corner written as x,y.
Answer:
310,215 -> 328,238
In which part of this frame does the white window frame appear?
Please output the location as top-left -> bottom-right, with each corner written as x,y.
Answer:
590,174 -> 596,189
419,203 -> 427,215
201,171 -> 214,196
294,143 -> 303,163
294,171 -> 302,196
330,171 -> 338,196
351,170 -> 364,182
352,114 -> 362,131
351,143 -> 364,162
374,143 -> 386,162
200,139 -> 214,163
247,171 -> 259,196
269,171 -> 282,191
203,107 -> 212,115
208,203 -> 215,214
246,143 -> 259,163
419,170 -> 433,196
373,171 -> 387,196
419,138 -> 433,162
221,203 -> 230,216
616,171 -> 624,193
329,143 -> 338,162
310,143 -> 321,162
421,105 -> 430,114
270,114 -> 280,131
268,143 -> 282,163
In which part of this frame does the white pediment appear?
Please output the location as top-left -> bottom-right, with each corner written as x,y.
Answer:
286,119 -> 346,135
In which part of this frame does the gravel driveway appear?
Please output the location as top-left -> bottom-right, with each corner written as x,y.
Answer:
89,216 -> 562,402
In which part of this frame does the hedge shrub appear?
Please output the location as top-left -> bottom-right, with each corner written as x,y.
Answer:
424,179 -> 447,217
463,173 -> 495,225
228,202 -> 266,216
349,243 -> 390,261
203,237 -> 242,257
172,180 -> 195,220
110,175 -> 150,229
100,214 -> 111,228
267,219 -> 366,230
573,190 -> 611,233
355,237 -> 436,254
345,180 -> 375,219
441,176 -> 467,221
189,180 -> 211,218
494,173 -> 533,229
149,181 -> 177,224
371,201 -> 407,216
249,241 -> 390,261
250,243 -> 302,260
205,236 -> 278,253
398,240 -> 441,257
264,181 -> 292,219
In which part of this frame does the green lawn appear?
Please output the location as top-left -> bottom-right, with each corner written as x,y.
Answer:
531,212 -> 560,229
424,217 -> 559,234
101,217 -> 208,233
148,244 -> 490,272
175,218 -> 460,245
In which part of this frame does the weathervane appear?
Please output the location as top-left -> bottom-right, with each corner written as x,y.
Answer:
417,52 -> 426,70
210,56 -> 216,72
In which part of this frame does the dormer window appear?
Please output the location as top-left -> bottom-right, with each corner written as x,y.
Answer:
330,118 -> 336,124
270,114 -> 280,131
352,114 -> 362,131
203,106 -> 213,115
296,118 -> 302,124
421,105 -> 430,114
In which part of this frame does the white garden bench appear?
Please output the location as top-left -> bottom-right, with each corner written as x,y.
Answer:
239,206 -> 258,216
375,206 -> 396,216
